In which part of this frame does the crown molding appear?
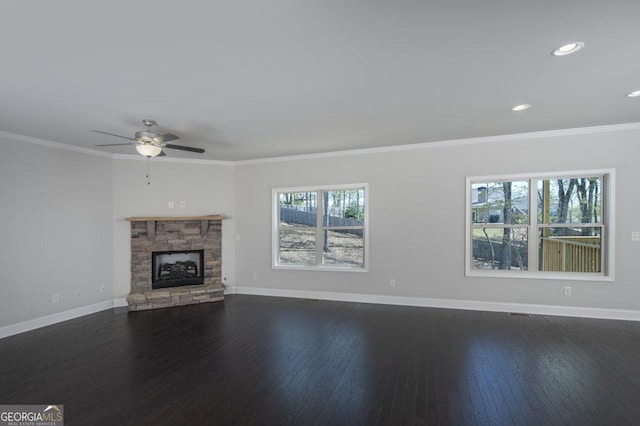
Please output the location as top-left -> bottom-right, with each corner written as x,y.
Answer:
235,122 -> 640,165
112,153 -> 234,166
0,130 -> 234,165
4,122 -> 640,166
0,130 -> 113,158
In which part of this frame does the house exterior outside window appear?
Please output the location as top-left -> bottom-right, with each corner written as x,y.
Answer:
466,170 -> 614,281
273,184 -> 368,271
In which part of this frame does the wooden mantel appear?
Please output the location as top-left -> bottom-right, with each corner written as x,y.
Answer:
126,215 -> 229,238
126,215 -> 228,222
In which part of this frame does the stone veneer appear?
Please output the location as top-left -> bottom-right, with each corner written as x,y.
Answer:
126,217 -> 225,311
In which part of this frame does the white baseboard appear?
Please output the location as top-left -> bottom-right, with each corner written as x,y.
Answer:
0,300 -> 119,340
232,286 -> 640,322
4,289 -> 638,340
113,298 -> 128,308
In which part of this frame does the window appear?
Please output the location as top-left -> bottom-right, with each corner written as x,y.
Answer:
466,170 -> 614,280
273,184 -> 368,271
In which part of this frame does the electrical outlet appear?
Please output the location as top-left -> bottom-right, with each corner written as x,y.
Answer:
252,272 -> 258,280
52,294 -> 60,304
564,286 -> 572,296
180,201 -> 186,208
632,231 -> 640,241
75,290 -> 81,298
389,279 -> 396,288
99,285 -> 106,293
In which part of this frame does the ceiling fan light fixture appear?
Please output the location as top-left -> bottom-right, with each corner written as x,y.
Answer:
135,130 -> 159,142
552,42 -> 584,56
512,104 -> 531,112
136,144 -> 163,157
93,119 -> 203,156
627,90 -> 640,98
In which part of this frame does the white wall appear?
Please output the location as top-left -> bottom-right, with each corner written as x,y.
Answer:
0,139 -> 114,327
2,125 -> 639,334
234,127 -> 640,312
112,157 -> 235,300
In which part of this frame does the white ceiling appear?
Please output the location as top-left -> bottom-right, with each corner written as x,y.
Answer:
2,0 -> 639,161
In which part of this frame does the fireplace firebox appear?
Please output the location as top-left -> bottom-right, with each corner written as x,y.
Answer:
151,249 -> 205,289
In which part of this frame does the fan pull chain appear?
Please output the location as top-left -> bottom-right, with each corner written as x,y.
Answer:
145,157 -> 151,185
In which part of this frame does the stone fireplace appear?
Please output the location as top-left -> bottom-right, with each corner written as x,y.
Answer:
125,215 -> 227,311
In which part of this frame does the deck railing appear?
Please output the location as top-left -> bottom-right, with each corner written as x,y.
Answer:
540,236 -> 601,272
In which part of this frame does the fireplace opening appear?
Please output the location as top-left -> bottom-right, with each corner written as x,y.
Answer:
152,249 -> 205,289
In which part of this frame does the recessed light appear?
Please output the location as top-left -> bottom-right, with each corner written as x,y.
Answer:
627,90 -> 640,98
512,104 -> 531,112
552,42 -> 584,56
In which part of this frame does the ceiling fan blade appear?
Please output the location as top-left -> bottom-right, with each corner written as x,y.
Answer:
95,143 -> 134,147
156,133 -> 180,143
165,143 -> 205,154
92,130 -> 135,141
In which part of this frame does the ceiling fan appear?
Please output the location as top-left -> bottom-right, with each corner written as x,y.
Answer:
92,119 -> 205,157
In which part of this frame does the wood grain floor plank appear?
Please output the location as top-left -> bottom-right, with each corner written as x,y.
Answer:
2,295 -> 640,425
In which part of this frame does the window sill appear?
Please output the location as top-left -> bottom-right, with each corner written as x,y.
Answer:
273,264 -> 368,273
466,270 -> 614,282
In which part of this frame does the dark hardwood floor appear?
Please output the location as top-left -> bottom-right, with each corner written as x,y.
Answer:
2,295 -> 640,425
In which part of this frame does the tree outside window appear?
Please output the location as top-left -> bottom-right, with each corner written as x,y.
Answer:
467,171 -> 611,279
274,185 -> 367,271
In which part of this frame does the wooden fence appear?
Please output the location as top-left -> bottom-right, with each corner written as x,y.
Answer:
280,207 -> 363,235
471,239 -> 528,269
540,236 -> 601,272
472,235 -> 600,272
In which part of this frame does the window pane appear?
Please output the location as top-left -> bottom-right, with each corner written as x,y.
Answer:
537,177 -> 602,224
322,229 -> 364,267
538,227 -> 601,272
471,181 -> 528,224
322,188 -> 365,226
279,191 -> 317,228
471,227 -> 528,270
275,184 -> 367,270
278,229 -> 316,265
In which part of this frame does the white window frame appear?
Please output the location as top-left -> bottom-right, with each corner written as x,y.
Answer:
272,183 -> 369,272
465,169 -> 615,281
